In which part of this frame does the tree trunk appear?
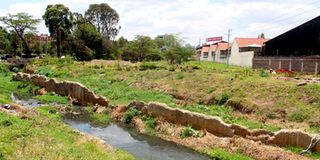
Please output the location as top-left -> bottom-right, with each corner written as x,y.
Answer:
56,29 -> 61,57
17,34 -> 31,58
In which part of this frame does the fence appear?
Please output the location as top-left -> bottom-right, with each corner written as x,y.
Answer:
253,56 -> 320,74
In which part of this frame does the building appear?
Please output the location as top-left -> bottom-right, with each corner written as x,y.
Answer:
214,42 -> 230,63
254,16 -> 320,73
229,38 -> 269,67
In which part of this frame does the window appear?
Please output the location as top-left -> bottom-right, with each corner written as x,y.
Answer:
203,52 -> 209,58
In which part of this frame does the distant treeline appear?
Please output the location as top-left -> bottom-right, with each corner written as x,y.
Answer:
0,3 -> 194,64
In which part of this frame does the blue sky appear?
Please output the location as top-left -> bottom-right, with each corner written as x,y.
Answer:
1,0 -> 320,45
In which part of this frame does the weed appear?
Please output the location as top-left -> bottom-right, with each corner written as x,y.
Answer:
289,110 -> 310,122
139,62 -> 158,71
180,125 -> 204,138
259,69 -> 269,77
203,148 -> 253,160
218,92 -> 230,105
123,107 -> 140,124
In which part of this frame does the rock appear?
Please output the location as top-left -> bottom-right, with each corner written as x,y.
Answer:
231,124 -> 251,138
128,101 -> 145,110
38,88 -> 47,95
95,107 -> 106,114
297,81 -> 307,86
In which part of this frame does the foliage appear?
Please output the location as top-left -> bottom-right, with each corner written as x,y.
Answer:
139,62 -> 158,71
85,3 -> 120,39
204,148 -> 253,160
43,4 -> 72,57
74,22 -> 106,59
259,69 -> 269,77
180,125 -> 204,138
85,107 -> 113,126
289,109 -> 311,122
0,27 -> 10,54
218,92 -> 230,105
0,13 -> 40,57
142,116 -> 157,135
123,108 -> 140,124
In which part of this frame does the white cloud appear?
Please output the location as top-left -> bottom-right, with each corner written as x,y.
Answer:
1,0 -> 320,45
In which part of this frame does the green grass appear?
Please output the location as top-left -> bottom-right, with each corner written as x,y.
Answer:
202,148 -> 253,160
85,107 -> 113,126
286,146 -> 320,159
0,107 -> 134,160
27,57 -> 320,132
35,92 -> 69,104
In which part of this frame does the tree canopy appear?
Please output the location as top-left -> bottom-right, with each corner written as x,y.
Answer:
85,3 -> 120,40
0,13 -> 40,57
43,4 -> 72,57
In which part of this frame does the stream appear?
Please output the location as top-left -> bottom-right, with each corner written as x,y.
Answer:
12,93 -> 211,160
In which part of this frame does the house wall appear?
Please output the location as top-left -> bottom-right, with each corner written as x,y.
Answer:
200,49 -> 215,62
230,42 -> 254,67
215,47 -> 227,63
253,57 -> 320,73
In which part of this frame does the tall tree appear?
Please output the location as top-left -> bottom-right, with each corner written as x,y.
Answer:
43,4 -> 72,57
0,27 -> 10,54
0,13 -> 40,58
85,3 -> 120,39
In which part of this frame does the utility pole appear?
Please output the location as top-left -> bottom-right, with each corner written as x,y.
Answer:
227,29 -> 232,67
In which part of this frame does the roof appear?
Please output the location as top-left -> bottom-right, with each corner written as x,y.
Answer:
217,42 -> 231,51
235,38 -> 269,48
202,46 -> 209,52
210,45 -> 217,52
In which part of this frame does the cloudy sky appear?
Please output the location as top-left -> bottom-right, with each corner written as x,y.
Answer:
1,0 -> 320,45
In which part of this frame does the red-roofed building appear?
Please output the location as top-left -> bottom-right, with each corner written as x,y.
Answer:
229,38 -> 269,67
214,42 -> 231,63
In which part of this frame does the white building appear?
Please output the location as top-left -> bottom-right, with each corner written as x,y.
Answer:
229,38 -> 269,67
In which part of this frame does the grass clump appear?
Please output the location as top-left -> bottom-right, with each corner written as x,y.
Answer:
123,108 -> 140,124
203,148 -> 253,160
139,62 -> 158,71
289,109 -> 311,122
259,69 -> 269,77
36,92 -> 68,104
142,115 -> 157,135
218,92 -> 231,105
286,146 -> 320,159
180,125 -> 205,139
85,107 -> 113,126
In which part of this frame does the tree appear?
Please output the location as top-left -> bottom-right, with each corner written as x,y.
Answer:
85,3 -> 120,39
258,33 -> 265,39
130,35 -> 157,61
74,22 -> 104,59
160,34 -> 194,64
0,27 -> 10,54
0,13 -> 40,58
43,4 -> 72,57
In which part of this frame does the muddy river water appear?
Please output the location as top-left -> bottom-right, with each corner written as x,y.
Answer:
12,93 -> 211,160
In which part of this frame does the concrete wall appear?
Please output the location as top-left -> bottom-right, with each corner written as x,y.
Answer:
200,50 -> 215,62
253,57 -> 320,73
13,72 -> 109,106
230,42 -> 255,67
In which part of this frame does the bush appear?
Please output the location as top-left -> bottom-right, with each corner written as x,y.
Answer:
123,108 -> 140,124
289,110 -> 310,122
142,116 -> 157,129
139,62 -> 158,71
259,69 -> 269,77
0,63 -> 9,75
191,65 -> 201,70
180,125 -> 204,138
218,92 -> 230,105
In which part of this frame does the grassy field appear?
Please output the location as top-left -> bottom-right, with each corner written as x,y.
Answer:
26,57 -> 320,132
0,64 -> 134,160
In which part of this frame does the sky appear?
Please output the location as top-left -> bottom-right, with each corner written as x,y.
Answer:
1,0 -> 320,45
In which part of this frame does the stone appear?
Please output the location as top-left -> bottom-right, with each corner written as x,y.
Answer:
297,81 -> 307,86
95,107 -> 106,114
38,88 -> 47,95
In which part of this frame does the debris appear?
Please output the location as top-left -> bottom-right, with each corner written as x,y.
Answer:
297,81 -> 307,86
2,104 -> 11,109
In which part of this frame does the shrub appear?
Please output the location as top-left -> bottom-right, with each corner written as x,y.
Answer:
259,69 -> 269,77
218,92 -> 230,105
0,63 -> 9,75
142,116 -> 157,129
168,66 -> 175,72
191,65 -> 201,70
139,62 -> 158,71
289,110 -> 310,122
123,108 -> 140,124
180,125 -> 204,138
